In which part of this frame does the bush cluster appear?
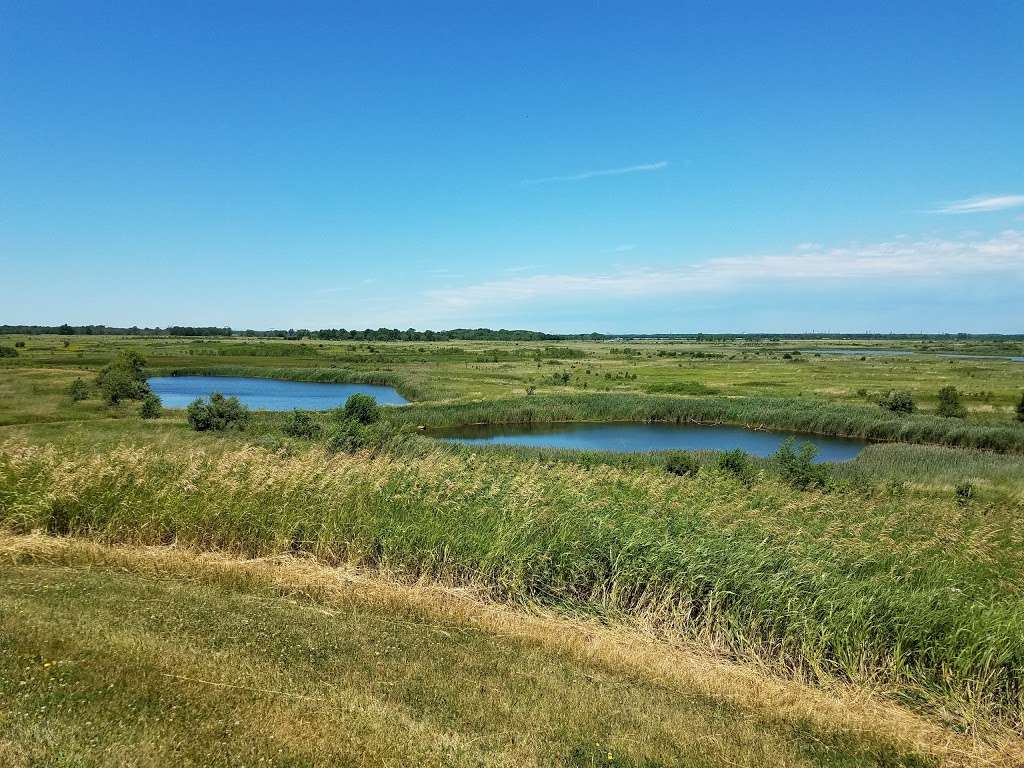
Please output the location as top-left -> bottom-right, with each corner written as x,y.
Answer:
878,390 -> 915,414
186,392 -> 249,431
0,345 -> 18,358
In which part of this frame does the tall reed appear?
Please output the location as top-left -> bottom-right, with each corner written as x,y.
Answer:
2,438 -> 1022,729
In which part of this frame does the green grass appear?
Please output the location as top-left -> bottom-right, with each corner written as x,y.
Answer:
391,393 -> 1024,452
0,536 -> 960,768
5,333 -> 1024,415
3,438 -> 1023,733
4,333 -> 1024,759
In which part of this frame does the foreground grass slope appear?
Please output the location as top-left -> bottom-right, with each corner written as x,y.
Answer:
3,439 -> 1022,734
5,535 -> 1015,768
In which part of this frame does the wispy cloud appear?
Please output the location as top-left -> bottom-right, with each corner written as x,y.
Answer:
426,230 -> 1024,310
521,161 -> 668,186
929,195 -> 1024,214
609,243 -> 638,253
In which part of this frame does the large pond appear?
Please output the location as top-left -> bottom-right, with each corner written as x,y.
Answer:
147,376 -> 408,411
435,422 -> 866,462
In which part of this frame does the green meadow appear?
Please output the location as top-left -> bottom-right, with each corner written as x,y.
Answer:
2,333 -> 1024,766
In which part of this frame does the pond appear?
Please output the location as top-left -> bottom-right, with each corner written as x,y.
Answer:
434,422 -> 866,462
147,376 -> 408,411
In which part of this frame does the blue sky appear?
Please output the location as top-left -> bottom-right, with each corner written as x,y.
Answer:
2,2 -> 1022,332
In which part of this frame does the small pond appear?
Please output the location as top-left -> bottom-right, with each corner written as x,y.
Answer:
434,422 -> 867,462
147,376 -> 408,411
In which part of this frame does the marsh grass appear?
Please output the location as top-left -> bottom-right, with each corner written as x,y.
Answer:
2,439 -> 1022,732
392,393 -> 1024,452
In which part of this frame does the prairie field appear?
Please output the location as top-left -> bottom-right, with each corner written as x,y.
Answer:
2,333 -> 1024,766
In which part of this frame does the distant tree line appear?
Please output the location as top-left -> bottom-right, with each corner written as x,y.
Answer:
0,324 -> 231,337
2,325 -> 1022,342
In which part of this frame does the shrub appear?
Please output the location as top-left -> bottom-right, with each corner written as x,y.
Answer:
955,481 -> 975,506
283,409 -> 321,439
773,438 -> 830,490
96,350 -> 150,404
140,392 -> 163,419
0,345 -> 18,358
936,386 -> 967,419
665,451 -> 700,477
343,393 -> 380,425
324,418 -> 366,453
186,392 -> 249,431
1017,393 -> 1024,423
878,390 -> 915,414
68,378 -> 90,401
716,449 -> 753,481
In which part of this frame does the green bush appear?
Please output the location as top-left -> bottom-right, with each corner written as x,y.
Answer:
954,481 -> 975,506
186,393 -> 249,432
0,345 -> 18,358
343,393 -> 380,425
68,378 -> 91,402
96,351 -> 150,404
140,393 -> 163,419
1017,393 -> 1024,423
773,439 -> 830,490
324,418 -> 366,453
878,390 -> 915,414
665,451 -> 699,477
716,449 -> 753,481
936,386 -> 967,419
282,409 -> 321,439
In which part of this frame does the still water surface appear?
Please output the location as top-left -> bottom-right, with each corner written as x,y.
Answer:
147,376 -> 408,410
435,422 -> 866,462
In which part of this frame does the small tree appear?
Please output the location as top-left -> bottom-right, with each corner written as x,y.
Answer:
665,451 -> 699,477
878,390 -> 915,414
936,385 -> 967,418
186,392 -> 249,431
140,392 -> 163,419
343,393 -> 380,425
68,378 -> 90,401
96,350 -> 150,404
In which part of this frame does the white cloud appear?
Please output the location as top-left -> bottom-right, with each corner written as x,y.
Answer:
426,230 -> 1024,311
521,161 -> 668,185
929,195 -> 1024,214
